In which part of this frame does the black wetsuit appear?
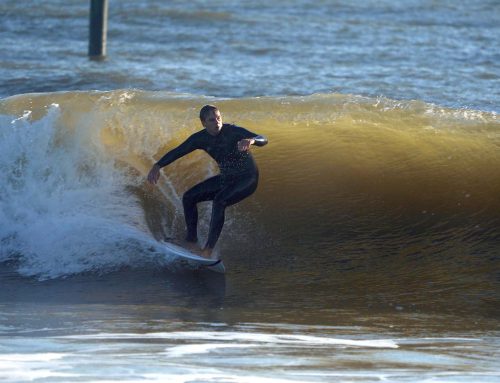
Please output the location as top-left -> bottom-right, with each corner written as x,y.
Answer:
156,124 -> 267,249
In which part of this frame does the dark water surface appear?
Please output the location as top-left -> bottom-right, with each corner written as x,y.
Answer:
1,265 -> 499,382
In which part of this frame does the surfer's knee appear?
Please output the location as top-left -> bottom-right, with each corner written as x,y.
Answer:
182,190 -> 196,207
212,195 -> 229,210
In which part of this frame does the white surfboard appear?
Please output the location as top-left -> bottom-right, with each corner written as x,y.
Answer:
161,241 -> 225,274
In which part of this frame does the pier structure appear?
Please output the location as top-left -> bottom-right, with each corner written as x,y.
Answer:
88,0 -> 108,60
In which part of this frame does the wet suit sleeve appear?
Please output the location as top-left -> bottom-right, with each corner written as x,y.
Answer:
155,134 -> 200,168
235,126 -> 268,147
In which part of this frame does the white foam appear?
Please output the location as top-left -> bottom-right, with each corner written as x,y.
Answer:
60,330 -> 398,349
0,352 -> 64,362
163,343 -> 258,357
0,105 -> 166,279
81,375 -> 319,383
0,352 -> 76,381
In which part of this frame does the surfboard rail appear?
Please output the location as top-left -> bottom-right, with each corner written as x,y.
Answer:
160,241 -> 226,274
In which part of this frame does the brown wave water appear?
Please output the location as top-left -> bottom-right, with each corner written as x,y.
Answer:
1,90 -> 499,319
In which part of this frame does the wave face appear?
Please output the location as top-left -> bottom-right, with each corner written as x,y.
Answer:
0,91 -> 499,314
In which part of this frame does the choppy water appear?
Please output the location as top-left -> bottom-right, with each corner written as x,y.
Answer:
1,0 -> 499,382
1,0 -> 499,111
1,268 -> 499,383
1,310 -> 499,382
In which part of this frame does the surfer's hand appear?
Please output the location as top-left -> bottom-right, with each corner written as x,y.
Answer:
238,138 -> 254,152
147,164 -> 161,185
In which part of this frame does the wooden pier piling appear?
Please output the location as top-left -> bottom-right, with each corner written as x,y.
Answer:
88,0 -> 108,60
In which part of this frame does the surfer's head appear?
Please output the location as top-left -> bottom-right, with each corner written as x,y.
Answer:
200,105 -> 222,136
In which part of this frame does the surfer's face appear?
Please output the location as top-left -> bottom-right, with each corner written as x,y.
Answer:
202,109 -> 223,136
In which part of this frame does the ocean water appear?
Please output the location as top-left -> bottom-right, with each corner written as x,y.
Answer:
1,0 -> 499,111
1,1 -> 500,382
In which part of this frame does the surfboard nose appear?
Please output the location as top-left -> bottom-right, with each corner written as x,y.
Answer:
206,259 -> 226,274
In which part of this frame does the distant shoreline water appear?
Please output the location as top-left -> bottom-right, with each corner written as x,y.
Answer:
1,0 -> 499,112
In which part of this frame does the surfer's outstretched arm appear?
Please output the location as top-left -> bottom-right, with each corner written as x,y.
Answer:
147,164 -> 162,184
147,135 -> 199,185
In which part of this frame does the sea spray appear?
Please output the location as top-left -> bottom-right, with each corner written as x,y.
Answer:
0,102 -> 167,279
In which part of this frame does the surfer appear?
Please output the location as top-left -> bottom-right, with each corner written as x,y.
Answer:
147,105 -> 268,258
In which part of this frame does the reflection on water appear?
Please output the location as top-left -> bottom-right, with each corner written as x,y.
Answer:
1,266 -> 499,382
0,265 -> 226,308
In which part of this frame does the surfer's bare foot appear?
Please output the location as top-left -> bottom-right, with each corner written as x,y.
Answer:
200,248 -> 213,259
